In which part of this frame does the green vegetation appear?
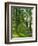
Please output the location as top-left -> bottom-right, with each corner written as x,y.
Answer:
11,7 -> 33,38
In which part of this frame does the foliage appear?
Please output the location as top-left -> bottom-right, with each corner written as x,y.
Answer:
11,7 -> 33,38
